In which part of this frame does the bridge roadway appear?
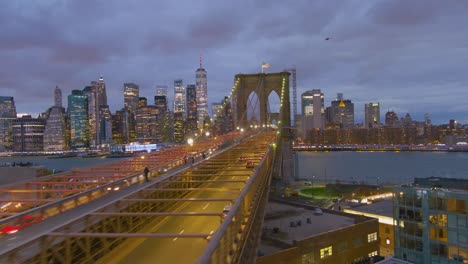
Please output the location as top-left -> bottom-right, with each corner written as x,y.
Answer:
0,134 -> 236,236
0,131 -> 276,263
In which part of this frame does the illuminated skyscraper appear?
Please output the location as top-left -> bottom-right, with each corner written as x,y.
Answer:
301,89 -> 324,132
96,75 -> 107,107
112,108 -> 135,144
68,90 -> 89,149
156,85 -> 169,97
0,96 -> 17,151
124,83 -> 139,114
196,54 -> 208,125
365,103 -> 380,128
173,80 -> 186,116
82,85 -> 99,147
173,112 -> 185,143
326,93 -> 354,128
44,86 -> 68,151
186,84 -> 198,137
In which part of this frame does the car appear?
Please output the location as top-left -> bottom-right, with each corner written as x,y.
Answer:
238,156 -> 247,162
0,215 -> 44,235
245,161 -> 256,169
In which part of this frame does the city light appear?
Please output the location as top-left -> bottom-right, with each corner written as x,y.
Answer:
187,138 -> 194,146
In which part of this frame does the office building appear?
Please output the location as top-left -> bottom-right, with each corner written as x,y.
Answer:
301,90 -> 324,138
394,177 -> 468,263
173,79 -> 186,116
365,103 -> 380,128
257,201 -> 380,264
154,95 -> 171,142
135,101 -> 159,143
112,108 -> 135,144
82,85 -> 99,147
186,84 -> 198,137
0,96 -> 17,151
123,83 -> 139,114
68,90 -> 89,149
385,111 -> 400,127
173,112 -> 185,143
326,93 -> 354,128
196,55 -> 209,125
44,87 -> 68,151
12,115 -> 46,152
155,85 -> 169,97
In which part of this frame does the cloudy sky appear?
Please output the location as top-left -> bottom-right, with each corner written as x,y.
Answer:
1,0 -> 468,124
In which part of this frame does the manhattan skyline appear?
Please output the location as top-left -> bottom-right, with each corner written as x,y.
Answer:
2,1 -> 468,124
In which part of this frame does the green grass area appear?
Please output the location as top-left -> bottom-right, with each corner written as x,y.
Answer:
300,187 -> 334,197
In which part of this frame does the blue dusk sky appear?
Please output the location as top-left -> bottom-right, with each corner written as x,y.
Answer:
1,0 -> 468,124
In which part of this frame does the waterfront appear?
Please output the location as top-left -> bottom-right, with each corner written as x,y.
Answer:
296,151 -> 468,185
0,156 -> 127,172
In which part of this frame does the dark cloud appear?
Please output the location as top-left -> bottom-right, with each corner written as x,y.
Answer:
0,0 -> 467,124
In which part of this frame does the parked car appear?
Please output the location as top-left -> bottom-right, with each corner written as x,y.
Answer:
245,160 -> 256,169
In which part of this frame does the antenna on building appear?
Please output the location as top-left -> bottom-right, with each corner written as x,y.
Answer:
199,50 -> 202,68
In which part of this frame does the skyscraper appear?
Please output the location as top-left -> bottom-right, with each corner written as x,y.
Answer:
44,87 -> 68,151
82,85 -> 99,147
112,108 -> 135,144
186,84 -> 198,137
0,96 -> 17,151
154,95 -> 171,142
326,93 -> 354,128
196,54 -> 208,126
365,103 -> 380,128
124,83 -> 139,114
385,111 -> 400,127
173,112 -> 185,143
96,75 -> 108,107
301,89 -> 324,131
68,90 -> 89,149
54,86 -> 62,108
173,79 -> 186,116
156,85 -> 169,97
12,115 -> 46,152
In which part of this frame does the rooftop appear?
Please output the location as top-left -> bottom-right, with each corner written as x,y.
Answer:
377,256 -> 413,263
262,202 -> 356,244
346,198 -> 393,219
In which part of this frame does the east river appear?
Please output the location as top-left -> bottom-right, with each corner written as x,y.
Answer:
0,156 -> 127,172
295,151 -> 468,185
1,151 -> 468,186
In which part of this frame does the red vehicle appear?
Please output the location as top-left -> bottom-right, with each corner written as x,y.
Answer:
238,156 -> 247,162
1,215 -> 43,235
245,160 -> 256,169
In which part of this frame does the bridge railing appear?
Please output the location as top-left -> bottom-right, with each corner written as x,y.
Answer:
0,154 -> 191,238
198,145 -> 274,264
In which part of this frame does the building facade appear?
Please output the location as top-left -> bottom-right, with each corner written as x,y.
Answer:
365,103 -> 380,128
68,90 -> 89,149
173,112 -> 185,143
43,106 -> 68,151
12,115 -> 46,152
123,83 -> 139,114
173,79 -> 186,116
394,178 -> 468,263
326,93 -> 354,128
186,84 -> 198,138
196,58 -> 208,126
0,96 -> 17,152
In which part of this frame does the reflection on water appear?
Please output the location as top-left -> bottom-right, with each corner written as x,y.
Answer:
0,156 -> 126,172
296,151 -> 468,185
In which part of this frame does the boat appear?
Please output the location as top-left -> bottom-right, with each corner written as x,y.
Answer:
47,153 -> 78,159
105,153 -> 134,158
82,153 -> 108,158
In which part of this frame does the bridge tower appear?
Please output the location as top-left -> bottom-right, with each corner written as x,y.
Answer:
233,72 -> 293,183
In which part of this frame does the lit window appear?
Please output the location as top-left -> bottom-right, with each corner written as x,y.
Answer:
368,232 -> 377,242
368,251 -> 378,257
386,238 -> 391,245
320,246 -> 333,259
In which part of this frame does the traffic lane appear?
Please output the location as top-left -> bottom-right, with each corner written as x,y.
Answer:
115,171 -> 246,263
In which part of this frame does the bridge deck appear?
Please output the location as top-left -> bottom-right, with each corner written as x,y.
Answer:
0,131 -> 276,264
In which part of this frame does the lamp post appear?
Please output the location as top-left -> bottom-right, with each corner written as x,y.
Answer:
187,138 -> 194,146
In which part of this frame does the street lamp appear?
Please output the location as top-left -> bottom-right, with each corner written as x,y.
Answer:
187,138 -> 194,146
205,131 -> 210,137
